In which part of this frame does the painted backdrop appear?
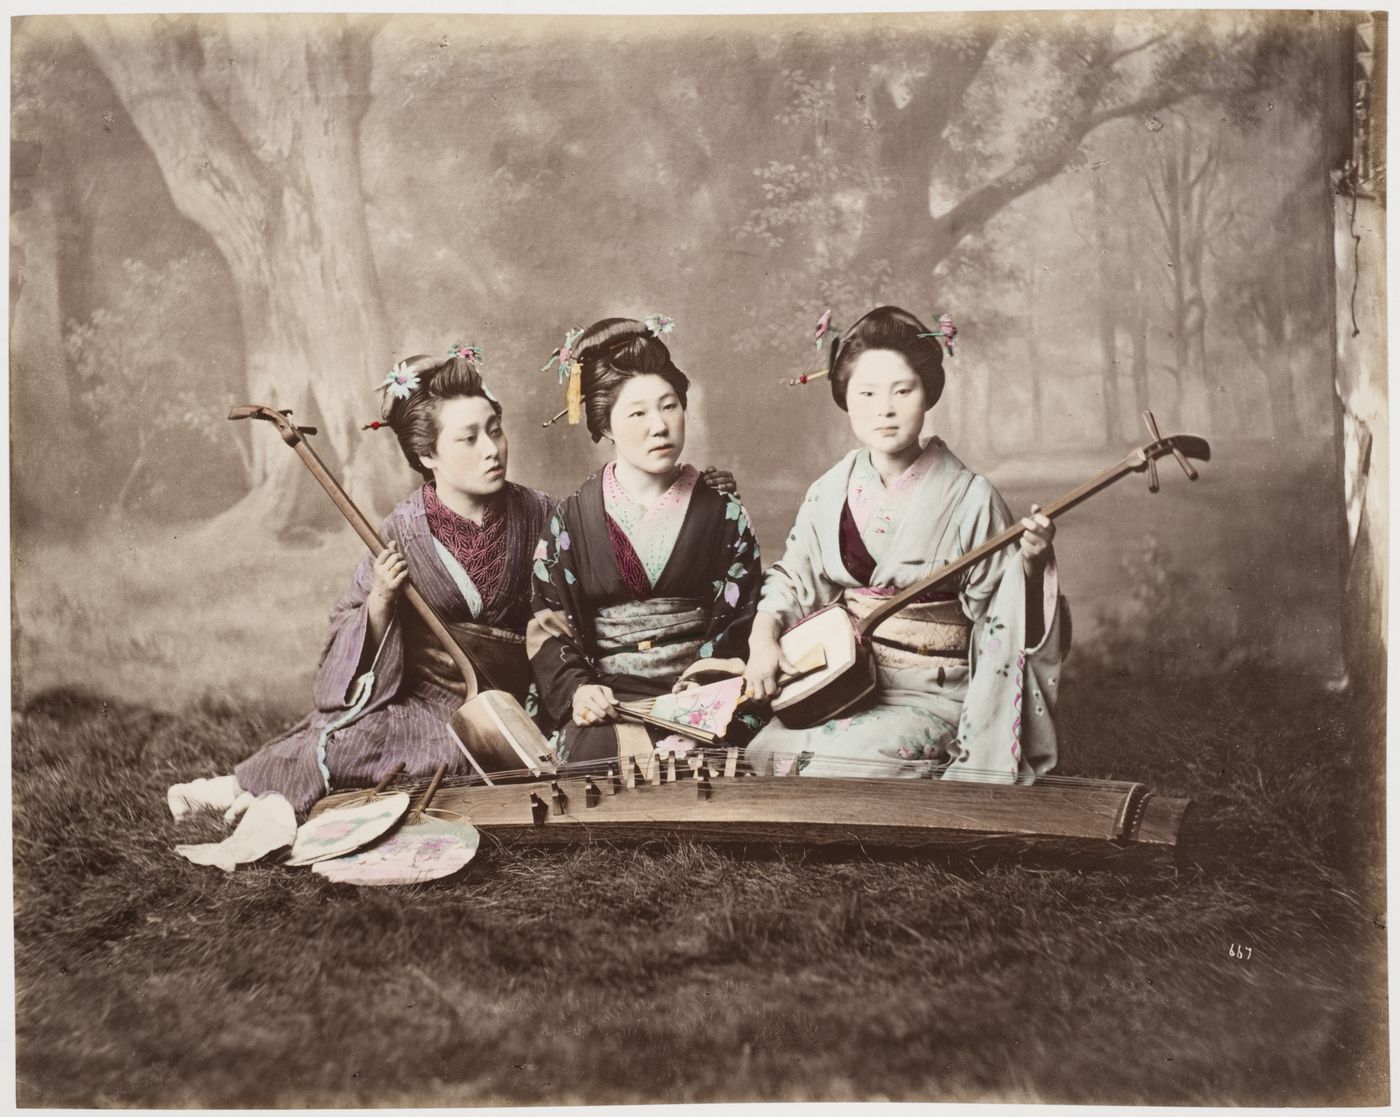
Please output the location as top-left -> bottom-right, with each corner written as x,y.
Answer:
10,10 -> 1358,711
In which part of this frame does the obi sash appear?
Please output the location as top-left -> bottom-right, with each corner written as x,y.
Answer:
401,610 -> 533,701
593,597 -> 709,680
841,589 -> 971,671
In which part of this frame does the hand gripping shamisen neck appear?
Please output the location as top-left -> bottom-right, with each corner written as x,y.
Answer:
168,345 -> 558,840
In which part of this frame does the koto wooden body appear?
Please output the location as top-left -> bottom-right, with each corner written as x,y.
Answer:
313,771 -> 1191,866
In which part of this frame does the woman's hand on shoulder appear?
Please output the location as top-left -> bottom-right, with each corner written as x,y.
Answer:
700,466 -> 739,497
572,683 -> 619,727
370,541 -> 409,605
1018,504 -> 1055,574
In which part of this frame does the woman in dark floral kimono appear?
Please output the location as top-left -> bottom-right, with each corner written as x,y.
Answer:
529,316 -> 763,764
168,348 -> 551,819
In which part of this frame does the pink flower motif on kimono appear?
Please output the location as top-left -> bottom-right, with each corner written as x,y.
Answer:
558,531 -> 571,551
723,581 -> 740,607
533,539 -> 548,561
984,636 -> 1003,655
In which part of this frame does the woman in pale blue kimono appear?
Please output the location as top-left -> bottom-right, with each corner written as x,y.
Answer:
742,306 -> 1067,783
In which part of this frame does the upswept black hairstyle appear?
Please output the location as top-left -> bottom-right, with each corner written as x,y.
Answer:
572,318 -> 690,443
379,354 -> 502,481
828,305 -> 945,412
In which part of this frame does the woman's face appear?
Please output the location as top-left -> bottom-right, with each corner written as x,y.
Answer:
845,349 -> 927,456
420,395 -> 508,500
606,373 -> 686,476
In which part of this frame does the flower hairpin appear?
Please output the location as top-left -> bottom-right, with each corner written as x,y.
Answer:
917,312 -> 957,356
383,360 -> 421,400
448,342 -> 482,363
540,326 -> 585,379
643,313 -> 675,338
541,325 -> 587,428
785,308 -> 841,387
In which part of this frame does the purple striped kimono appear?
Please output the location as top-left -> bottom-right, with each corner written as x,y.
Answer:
236,482 -> 551,814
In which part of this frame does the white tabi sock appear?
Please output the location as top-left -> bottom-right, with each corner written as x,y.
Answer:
224,790 -> 256,823
167,774 -> 244,820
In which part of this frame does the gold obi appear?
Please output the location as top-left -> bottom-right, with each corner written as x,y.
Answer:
841,590 -> 971,671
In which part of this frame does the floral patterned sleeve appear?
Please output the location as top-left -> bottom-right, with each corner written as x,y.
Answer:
697,494 -> 762,661
526,502 -> 600,728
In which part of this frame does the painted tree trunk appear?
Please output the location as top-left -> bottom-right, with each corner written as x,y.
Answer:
1153,135 -> 1215,435
1022,253 -> 1044,447
1124,225 -> 1154,427
72,14 -> 398,532
1092,175 -> 1122,444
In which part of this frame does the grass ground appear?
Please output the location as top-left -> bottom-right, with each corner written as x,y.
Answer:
12,663 -> 1387,1107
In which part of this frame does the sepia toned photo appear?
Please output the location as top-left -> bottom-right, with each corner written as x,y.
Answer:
9,7 -> 1388,1107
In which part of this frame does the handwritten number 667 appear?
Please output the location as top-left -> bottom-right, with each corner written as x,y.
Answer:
1229,943 -> 1253,960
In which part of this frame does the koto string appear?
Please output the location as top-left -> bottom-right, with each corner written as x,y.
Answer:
323,752 -> 1130,798
358,760 -> 1117,790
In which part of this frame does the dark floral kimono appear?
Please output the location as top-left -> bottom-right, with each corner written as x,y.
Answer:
235,481 -> 551,814
527,464 -> 763,763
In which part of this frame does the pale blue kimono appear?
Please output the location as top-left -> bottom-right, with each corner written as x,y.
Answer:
747,439 -> 1068,783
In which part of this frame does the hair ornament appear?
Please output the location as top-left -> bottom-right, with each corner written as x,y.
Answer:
785,307 -> 841,388
448,342 -> 482,363
383,360 -> 421,400
917,312 -> 958,356
540,325 -> 586,428
643,313 -> 675,338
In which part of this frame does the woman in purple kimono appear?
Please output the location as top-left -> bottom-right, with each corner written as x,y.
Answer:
167,349 -> 552,819
528,317 -> 763,764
